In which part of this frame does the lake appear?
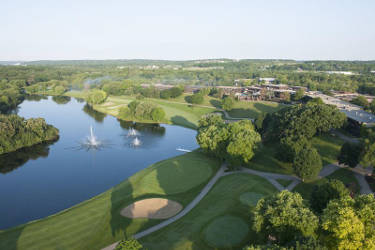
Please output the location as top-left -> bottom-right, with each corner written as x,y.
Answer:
0,96 -> 198,229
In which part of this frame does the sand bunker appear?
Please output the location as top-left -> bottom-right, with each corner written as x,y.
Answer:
120,198 -> 183,219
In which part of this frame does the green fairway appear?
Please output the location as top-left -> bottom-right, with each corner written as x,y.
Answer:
246,144 -> 294,175
239,192 -> 265,207
0,152 -> 221,250
139,174 -> 277,250
293,168 -> 359,200
94,96 -> 215,129
203,215 -> 249,248
312,134 -> 344,166
227,101 -> 287,119
276,179 -> 293,187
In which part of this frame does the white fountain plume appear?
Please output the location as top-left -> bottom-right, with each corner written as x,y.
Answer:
127,128 -> 139,137
132,137 -> 141,147
88,125 -> 99,146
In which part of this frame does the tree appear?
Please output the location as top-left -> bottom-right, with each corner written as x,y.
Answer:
359,139 -> 375,168
222,97 -> 234,111
53,85 -> 66,95
293,89 -> 305,101
321,195 -> 375,249
151,107 -> 165,121
115,239 -> 142,250
226,120 -> 261,166
351,96 -> 369,108
86,90 -> 108,105
370,99 -> 375,113
189,93 -> 204,104
196,115 -> 228,160
253,190 -> 319,245
293,144 -> 322,181
310,179 -> 349,214
338,142 -> 361,168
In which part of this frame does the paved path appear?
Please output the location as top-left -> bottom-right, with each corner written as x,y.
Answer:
102,161 -> 372,250
354,173 -> 373,194
332,130 -> 360,144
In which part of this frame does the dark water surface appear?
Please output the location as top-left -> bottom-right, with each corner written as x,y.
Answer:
0,96 -> 198,229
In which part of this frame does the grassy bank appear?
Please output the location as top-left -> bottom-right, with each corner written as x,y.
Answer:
140,173 -> 277,250
227,101 -> 287,119
245,133 -> 344,175
0,151 -> 221,250
293,168 -> 359,200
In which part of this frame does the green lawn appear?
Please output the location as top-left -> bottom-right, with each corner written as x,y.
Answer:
94,96 -> 216,129
0,152 -> 221,250
139,173 -> 277,250
246,133 -> 344,175
227,101 -> 287,119
246,143 -> 294,175
312,134 -> 344,166
276,179 -> 293,187
293,168 -> 359,200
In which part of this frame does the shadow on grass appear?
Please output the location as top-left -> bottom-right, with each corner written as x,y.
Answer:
0,225 -> 25,250
253,102 -> 286,113
171,115 -> 197,129
209,99 -> 222,109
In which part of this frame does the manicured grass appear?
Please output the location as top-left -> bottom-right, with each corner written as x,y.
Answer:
276,179 -> 293,187
246,133 -> 344,175
139,174 -> 277,250
64,90 -> 90,99
246,144 -> 294,175
227,101 -> 287,119
312,134 -> 344,166
239,192 -> 264,207
203,215 -> 249,248
293,168 -> 359,200
95,95 -> 216,129
0,151 -> 221,250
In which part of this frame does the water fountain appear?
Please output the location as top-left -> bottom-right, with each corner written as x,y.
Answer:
132,137 -> 141,147
79,125 -> 103,150
127,128 -> 139,137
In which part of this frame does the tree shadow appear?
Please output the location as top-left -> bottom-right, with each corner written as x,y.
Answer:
209,99 -> 222,109
0,140 -> 58,174
171,115 -> 197,129
0,225 -> 25,250
118,119 -> 166,136
253,102 -> 286,114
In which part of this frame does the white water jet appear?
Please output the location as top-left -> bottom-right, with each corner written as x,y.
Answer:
132,137 -> 141,147
88,125 -> 99,146
127,128 -> 139,137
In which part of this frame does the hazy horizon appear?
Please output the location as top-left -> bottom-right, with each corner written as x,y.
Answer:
1,0 -> 375,61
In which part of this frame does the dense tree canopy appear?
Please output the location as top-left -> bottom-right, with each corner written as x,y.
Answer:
119,100 -> 165,122
86,90 -> 108,105
196,115 -> 261,166
321,195 -> 375,249
222,97 -> 234,111
292,144 -> 322,181
253,190 -> 319,245
310,179 -> 349,214
0,114 -> 59,154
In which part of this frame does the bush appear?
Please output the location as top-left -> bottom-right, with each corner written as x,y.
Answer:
115,239 -> 142,250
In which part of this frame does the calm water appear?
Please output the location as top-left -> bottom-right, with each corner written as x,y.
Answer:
0,96 -> 198,229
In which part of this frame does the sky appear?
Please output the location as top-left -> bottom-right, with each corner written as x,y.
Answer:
1,0 -> 374,61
